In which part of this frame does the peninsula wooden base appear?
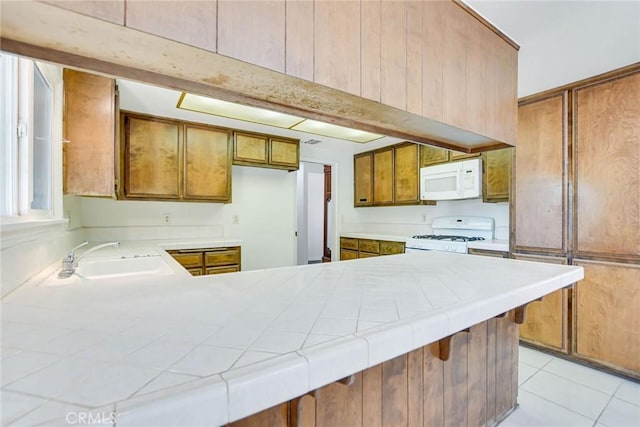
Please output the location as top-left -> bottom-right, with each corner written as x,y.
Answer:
229,313 -> 519,427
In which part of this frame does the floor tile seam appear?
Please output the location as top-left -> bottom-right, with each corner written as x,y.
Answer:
541,361 -> 623,389
520,386 -> 601,421
592,390 -> 618,426
611,380 -> 640,408
537,369 -> 621,397
0,352 -> 65,388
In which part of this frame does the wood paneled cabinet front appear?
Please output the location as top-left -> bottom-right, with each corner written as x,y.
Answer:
168,246 -> 241,276
355,142 -> 421,207
573,260 -> 640,378
233,131 -> 299,171
63,69 -> 117,197
482,148 -> 512,203
513,254 -> 571,353
121,112 -> 232,202
340,237 -> 405,260
354,153 -> 373,206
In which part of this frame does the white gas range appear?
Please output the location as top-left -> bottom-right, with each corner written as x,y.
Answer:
405,216 -> 495,254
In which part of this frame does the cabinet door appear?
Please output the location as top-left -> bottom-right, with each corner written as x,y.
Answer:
394,143 -> 420,204
63,69 -> 116,196
514,254 -> 570,353
123,114 -> 181,199
420,145 -> 449,166
204,247 -> 241,268
234,132 -> 268,165
449,150 -> 481,161
373,147 -> 394,205
340,249 -> 358,261
573,260 -> 640,376
574,72 -> 640,262
515,94 -> 567,253
183,125 -> 231,202
354,153 -> 373,206
269,138 -> 299,170
483,148 -> 512,203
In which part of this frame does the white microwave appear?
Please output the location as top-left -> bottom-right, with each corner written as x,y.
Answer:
420,158 -> 482,201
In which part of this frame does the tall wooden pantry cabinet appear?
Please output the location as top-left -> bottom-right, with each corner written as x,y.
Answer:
513,64 -> 639,379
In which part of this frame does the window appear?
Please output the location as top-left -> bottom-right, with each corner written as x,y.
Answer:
1,52 -> 61,221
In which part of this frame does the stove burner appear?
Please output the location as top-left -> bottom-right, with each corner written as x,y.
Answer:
411,234 -> 485,242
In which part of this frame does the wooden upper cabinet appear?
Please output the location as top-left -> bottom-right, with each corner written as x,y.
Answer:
63,69 -> 116,197
123,114 -> 181,199
125,1 -> 217,51
217,0 -> 285,72
574,72 -> 640,261
314,0 -> 361,96
232,132 -> 299,171
44,0 -> 124,24
373,147 -> 394,205
515,94 -> 567,253
483,148 -> 511,203
420,145 -> 449,166
394,143 -> 420,204
285,0 -> 314,81
183,125 -> 231,202
450,150 -> 481,161
361,0 -> 381,102
121,112 -> 233,202
380,1 -> 407,110
354,152 -> 373,207
233,132 -> 268,165
573,260 -> 640,376
269,138 -> 299,169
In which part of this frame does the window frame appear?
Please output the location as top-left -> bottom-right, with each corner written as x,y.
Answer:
0,53 -> 63,225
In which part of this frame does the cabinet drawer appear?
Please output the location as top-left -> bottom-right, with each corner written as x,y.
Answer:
169,252 -> 203,268
358,251 -> 379,258
380,241 -> 405,255
340,249 -> 358,260
188,267 -> 204,276
204,247 -> 240,266
340,237 -> 359,251
358,239 -> 380,254
206,265 -> 240,275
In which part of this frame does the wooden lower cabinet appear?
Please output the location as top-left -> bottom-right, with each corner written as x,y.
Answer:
514,254 -> 571,353
168,246 -> 241,276
229,315 -> 519,427
340,237 -> 405,260
573,260 -> 640,378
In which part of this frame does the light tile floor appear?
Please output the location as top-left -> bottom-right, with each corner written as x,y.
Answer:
503,346 -> 640,427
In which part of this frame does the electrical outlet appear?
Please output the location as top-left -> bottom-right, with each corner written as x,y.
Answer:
162,213 -> 172,224
232,214 -> 240,224
422,213 -> 431,223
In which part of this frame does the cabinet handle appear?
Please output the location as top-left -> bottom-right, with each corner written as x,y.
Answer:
359,198 -> 367,202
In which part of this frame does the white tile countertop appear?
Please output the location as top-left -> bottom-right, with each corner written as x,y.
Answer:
1,251 -> 582,426
340,232 -> 410,242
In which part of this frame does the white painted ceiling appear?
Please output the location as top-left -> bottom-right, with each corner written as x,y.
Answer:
466,0 -> 640,97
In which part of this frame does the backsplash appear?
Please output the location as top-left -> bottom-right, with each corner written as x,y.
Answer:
343,198 -> 510,240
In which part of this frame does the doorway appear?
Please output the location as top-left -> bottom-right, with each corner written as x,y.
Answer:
296,161 -> 334,265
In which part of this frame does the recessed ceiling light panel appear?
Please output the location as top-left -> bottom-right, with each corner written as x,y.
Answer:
291,119 -> 383,143
177,93 -> 304,128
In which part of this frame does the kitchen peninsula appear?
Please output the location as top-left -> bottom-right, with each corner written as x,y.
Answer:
1,251 -> 583,426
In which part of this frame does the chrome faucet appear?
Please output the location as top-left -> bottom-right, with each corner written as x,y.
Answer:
58,241 -> 120,279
